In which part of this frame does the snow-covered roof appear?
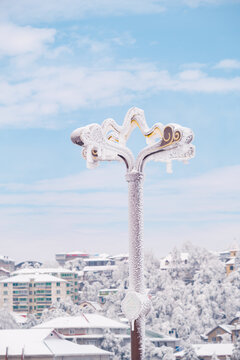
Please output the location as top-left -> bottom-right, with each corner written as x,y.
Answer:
0,255 -> 14,262
12,267 -> 76,276
0,329 -> 111,357
83,265 -> 117,272
0,273 -> 66,283
160,252 -> 189,269
206,324 -> 233,336
226,258 -> 235,265
0,267 -> 10,273
219,324 -> 234,333
109,253 -> 129,259
45,338 -> 112,356
176,343 -> 233,358
35,314 -> 128,330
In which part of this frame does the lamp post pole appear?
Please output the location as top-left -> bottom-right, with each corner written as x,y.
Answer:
126,171 -> 145,359
71,107 -> 195,360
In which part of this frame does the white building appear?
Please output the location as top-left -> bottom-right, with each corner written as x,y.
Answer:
35,313 -> 129,346
0,274 -> 67,318
12,267 -> 79,303
0,328 -> 112,360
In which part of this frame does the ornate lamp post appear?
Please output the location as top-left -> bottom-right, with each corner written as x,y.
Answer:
71,107 -> 195,360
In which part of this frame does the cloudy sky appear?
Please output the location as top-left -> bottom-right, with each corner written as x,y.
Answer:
0,0 -> 239,262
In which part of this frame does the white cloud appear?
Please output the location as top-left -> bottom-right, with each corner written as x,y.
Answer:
0,23 -> 56,57
0,0 -> 238,25
1,63 -> 240,127
0,164 -> 239,260
0,0 -> 166,23
214,59 -> 240,70
178,69 -> 206,80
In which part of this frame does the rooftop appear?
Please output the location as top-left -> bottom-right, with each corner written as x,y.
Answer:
35,313 -> 128,330
176,343 -> 233,358
0,273 -> 66,283
12,267 -> 76,276
0,329 -> 111,357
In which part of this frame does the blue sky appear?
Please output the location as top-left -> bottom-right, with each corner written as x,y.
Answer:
0,0 -> 239,262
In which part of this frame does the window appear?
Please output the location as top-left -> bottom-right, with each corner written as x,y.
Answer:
56,282 -> 60,286
230,265 -> 234,271
4,283 -> 8,287
4,298 -> 8,303
3,291 -> 8,295
57,290 -> 61,294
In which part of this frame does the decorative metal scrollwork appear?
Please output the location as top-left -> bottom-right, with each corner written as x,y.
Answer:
71,107 -> 195,172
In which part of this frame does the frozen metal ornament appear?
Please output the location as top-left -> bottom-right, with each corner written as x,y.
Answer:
71,107 -> 195,172
121,291 -> 151,331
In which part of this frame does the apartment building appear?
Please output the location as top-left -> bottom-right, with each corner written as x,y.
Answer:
12,267 -> 79,303
0,273 -> 67,318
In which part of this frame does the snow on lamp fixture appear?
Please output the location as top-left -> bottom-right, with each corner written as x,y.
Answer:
71,107 -> 195,360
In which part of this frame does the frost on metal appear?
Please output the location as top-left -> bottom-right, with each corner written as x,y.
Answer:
121,291 -> 151,330
71,106 -> 195,172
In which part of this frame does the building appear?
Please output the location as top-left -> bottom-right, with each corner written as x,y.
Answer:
175,343 -> 233,360
0,274 -> 67,318
56,251 -> 89,266
12,267 -> 79,303
98,288 -> 118,304
159,252 -> 189,270
206,315 -> 240,343
0,255 -> 15,272
0,328 -> 112,360
206,325 -> 233,343
35,313 -> 129,346
219,244 -> 239,275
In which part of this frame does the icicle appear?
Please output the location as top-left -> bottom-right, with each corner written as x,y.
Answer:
166,161 -> 173,174
131,320 -> 134,331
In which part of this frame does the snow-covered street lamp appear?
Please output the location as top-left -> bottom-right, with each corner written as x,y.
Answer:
71,107 -> 195,360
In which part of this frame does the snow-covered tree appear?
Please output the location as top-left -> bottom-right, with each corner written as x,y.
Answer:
23,313 -> 38,328
182,343 -> 198,360
39,298 -> 82,323
0,307 -> 18,329
211,353 -> 220,360
232,337 -> 240,360
101,329 -> 130,360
